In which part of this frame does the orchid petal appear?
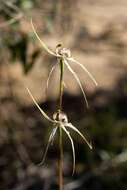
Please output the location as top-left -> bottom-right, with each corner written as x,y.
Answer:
49,126 -> 58,145
38,127 -> 58,165
63,81 -> 67,88
61,125 -> 75,175
68,57 -> 98,86
65,123 -> 92,150
46,64 -> 56,95
64,59 -> 89,108
31,19 -> 58,57
26,87 -> 55,123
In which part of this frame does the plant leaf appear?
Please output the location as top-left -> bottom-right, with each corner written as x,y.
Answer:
64,59 -> 89,108
65,123 -> 92,150
68,57 -> 98,86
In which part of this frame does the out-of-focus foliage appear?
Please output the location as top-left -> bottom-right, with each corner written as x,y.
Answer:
0,0 -> 39,74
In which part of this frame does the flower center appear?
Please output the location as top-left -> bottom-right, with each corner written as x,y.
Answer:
56,44 -> 71,58
53,111 -> 68,123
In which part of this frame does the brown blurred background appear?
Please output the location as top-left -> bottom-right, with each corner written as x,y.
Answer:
0,0 -> 127,190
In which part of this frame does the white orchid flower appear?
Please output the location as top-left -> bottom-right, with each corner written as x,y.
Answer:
31,19 -> 98,108
26,87 -> 92,174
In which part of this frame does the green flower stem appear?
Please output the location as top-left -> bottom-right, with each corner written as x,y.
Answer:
58,57 -> 64,190
58,125 -> 63,190
58,57 -> 64,111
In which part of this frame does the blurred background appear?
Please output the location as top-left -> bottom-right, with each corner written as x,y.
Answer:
0,0 -> 127,189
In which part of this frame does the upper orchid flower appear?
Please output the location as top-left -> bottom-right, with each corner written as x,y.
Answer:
31,19 -> 98,108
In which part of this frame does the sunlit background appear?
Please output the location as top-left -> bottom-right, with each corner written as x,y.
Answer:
0,0 -> 127,189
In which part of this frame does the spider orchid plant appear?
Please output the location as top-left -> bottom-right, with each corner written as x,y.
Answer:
31,19 -> 98,108
26,87 -> 92,175
26,19 -> 97,182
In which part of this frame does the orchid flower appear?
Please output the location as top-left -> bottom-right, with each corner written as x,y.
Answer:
26,87 -> 92,175
31,19 -> 98,108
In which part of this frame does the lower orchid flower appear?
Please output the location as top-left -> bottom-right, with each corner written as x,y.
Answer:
26,87 -> 92,175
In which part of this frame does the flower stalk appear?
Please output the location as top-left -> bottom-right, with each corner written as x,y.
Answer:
58,57 -> 64,190
58,123 -> 63,190
58,57 -> 64,111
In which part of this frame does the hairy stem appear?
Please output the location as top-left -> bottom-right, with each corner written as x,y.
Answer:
58,126 -> 63,190
58,57 -> 64,190
58,58 -> 64,111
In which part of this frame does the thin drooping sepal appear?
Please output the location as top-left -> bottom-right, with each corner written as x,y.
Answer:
26,87 -> 55,123
65,123 -> 92,150
61,125 -> 76,175
31,19 -> 58,57
68,57 -> 98,86
64,59 -> 89,108
46,64 -> 56,95
38,127 -> 58,165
